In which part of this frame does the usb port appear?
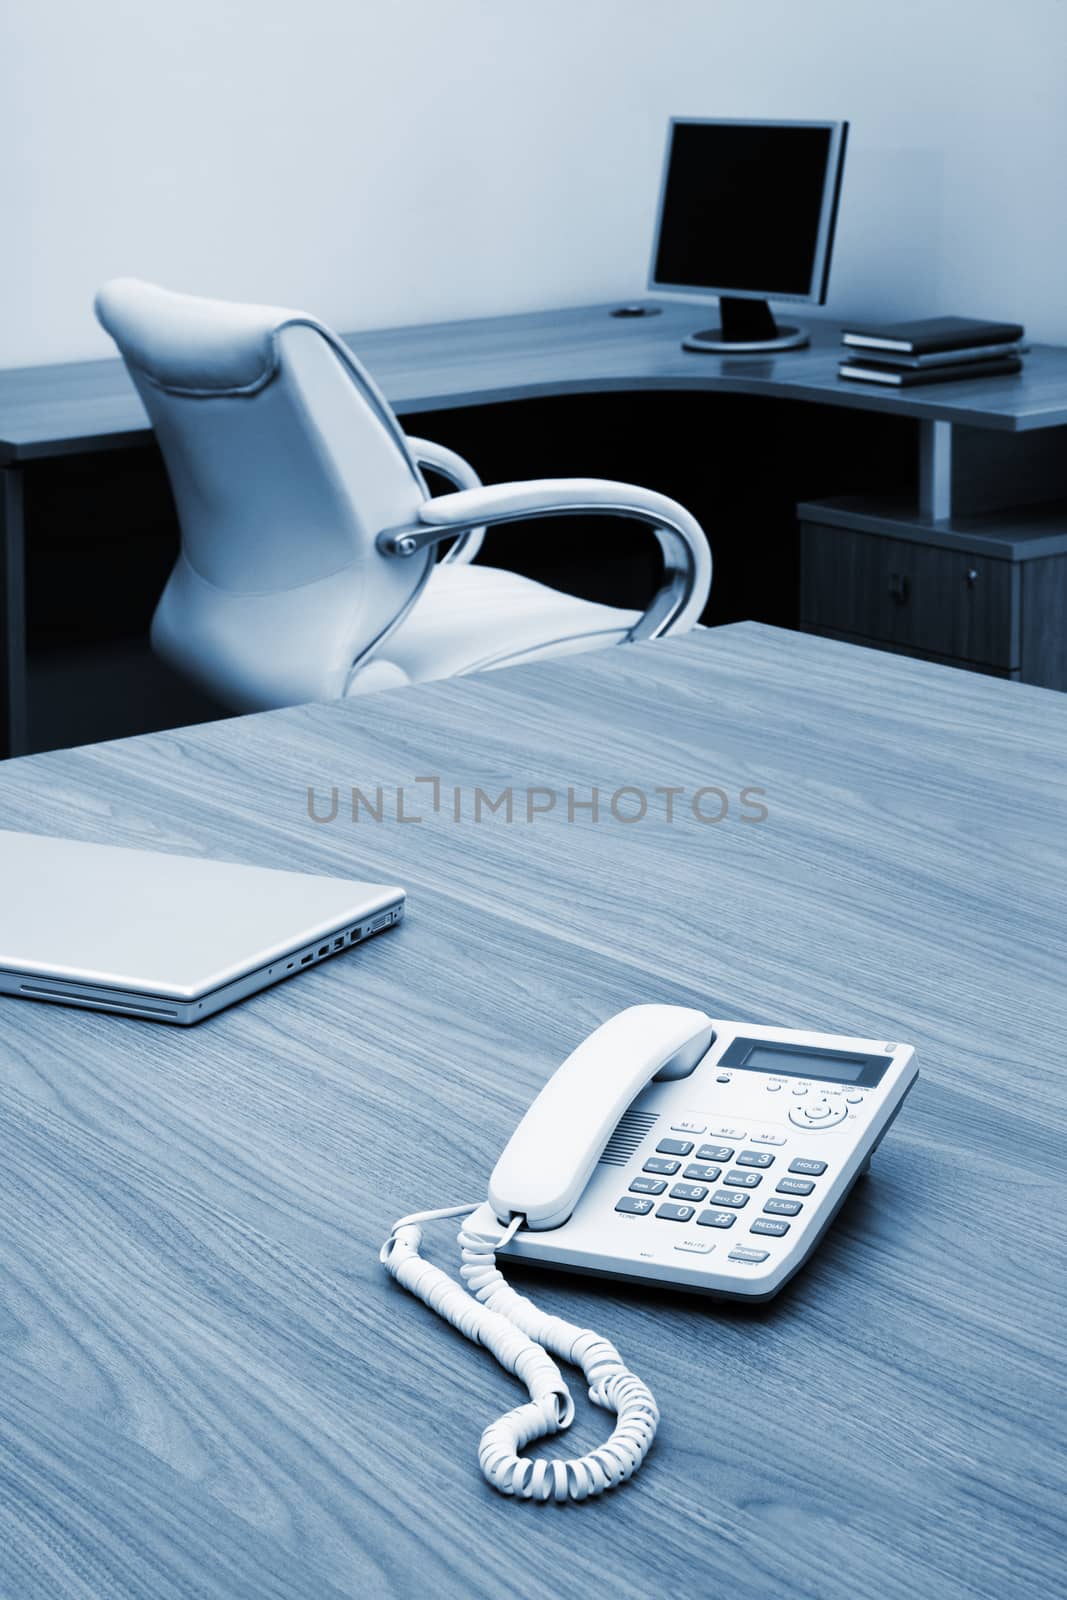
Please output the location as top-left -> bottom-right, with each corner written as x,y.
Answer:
301,953 -> 313,965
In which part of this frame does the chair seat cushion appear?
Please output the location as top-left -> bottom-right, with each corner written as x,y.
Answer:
347,563 -> 639,693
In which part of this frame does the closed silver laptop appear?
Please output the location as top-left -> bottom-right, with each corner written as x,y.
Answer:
0,830 -> 405,1025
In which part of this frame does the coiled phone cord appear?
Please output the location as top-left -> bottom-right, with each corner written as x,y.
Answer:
380,1203 -> 659,1502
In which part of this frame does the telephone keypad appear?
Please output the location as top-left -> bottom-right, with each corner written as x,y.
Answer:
623,1128 -> 831,1256
723,1169 -> 762,1188
669,1182 -> 708,1202
697,1209 -> 737,1229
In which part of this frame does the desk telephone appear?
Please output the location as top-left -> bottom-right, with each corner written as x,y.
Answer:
382,1004 -> 916,1502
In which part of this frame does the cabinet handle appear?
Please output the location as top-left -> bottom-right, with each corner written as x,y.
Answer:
888,572 -> 910,604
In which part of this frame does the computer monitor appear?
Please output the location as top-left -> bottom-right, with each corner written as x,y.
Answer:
649,117 -> 849,353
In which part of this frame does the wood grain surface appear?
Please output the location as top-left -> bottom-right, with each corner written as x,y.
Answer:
4,300 -> 1067,463
0,622 -> 1064,1600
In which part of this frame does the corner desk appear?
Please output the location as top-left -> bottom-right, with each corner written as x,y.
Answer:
3,299 -> 1067,755
0,623 -> 1061,1599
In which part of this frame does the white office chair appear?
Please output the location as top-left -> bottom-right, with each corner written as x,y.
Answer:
95,280 -> 712,711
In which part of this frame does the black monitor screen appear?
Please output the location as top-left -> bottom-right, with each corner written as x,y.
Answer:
653,122 -> 836,298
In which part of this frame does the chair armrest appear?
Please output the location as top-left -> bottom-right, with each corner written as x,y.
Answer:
404,436 -> 484,565
378,478 -> 712,639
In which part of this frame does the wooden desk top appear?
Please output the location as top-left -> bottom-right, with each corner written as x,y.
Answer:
0,624 -> 1062,1600
3,300 -> 1067,463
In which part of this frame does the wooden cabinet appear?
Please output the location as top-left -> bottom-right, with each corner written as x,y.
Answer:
798,497 -> 1067,688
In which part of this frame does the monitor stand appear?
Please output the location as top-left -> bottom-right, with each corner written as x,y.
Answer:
682,296 -> 810,354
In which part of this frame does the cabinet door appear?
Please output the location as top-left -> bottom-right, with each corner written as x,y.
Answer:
800,524 -> 1017,669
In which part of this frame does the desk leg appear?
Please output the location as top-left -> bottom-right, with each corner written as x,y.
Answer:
918,420 -> 953,521
1,466 -> 28,758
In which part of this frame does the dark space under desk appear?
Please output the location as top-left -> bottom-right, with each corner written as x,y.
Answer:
0,623 -> 1062,1600
3,299 -> 1067,756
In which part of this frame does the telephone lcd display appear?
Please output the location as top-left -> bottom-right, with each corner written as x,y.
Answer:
743,1045 -> 868,1082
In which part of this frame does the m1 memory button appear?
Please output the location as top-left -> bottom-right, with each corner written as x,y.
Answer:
776,1177 -> 814,1196
615,1196 -> 654,1215
670,1118 -> 707,1135
789,1158 -> 828,1176
675,1237 -> 715,1254
751,1217 -> 790,1236
729,1247 -> 770,1263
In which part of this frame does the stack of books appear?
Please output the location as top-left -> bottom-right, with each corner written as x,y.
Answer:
838,316 -> 1026,387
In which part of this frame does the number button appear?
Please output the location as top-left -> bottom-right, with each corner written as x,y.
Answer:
670,1182 -> 709,1202
656,1138 -> 694,1156
656,1202 -> 696,1223
723,1169 -> 762,1188
629,1176 -> 666,1195
683,1162 -> 721,1183
643,1157 -> 681,1176
710,1189 -> 750,1209
615,1196 -> 653,1215
736,1150 -> 775,1168
696,1144 -> 734,1163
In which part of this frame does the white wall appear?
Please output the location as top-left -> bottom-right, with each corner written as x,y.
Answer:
4,0 -> 1066,368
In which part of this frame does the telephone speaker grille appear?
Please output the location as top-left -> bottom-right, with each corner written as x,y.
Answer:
599,1109 -> 659,1166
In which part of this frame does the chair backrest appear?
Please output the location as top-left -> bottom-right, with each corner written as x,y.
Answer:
95,278 -> 432,710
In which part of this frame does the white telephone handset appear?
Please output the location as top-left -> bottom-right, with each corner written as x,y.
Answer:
489,1005 -> 715,1230
381,1004 -> 715,1503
